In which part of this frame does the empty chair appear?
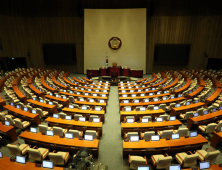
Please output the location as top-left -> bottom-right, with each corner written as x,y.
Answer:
53,101 -> 63,109
159,104 -> 166,111
129,154 -> 147,170
38,124 -> 53,135
147,105 -> 154,110
124,132 -> 139,140
69,96 -> 75,103
27,105 -> 33,112
124,106 -> 132,111
59,112 -> 67,119
36,108 -> 49,117
27,146 -> 49,161
68,130 -> 83,138
48,151 -> 70,166
216,121 -> 222,132
89,115 -> 99,121
207,106 -> 213,113
125,116 -> 135,122
166,103 -> 176,111
0,112 -> 7,122
157,115 -> 168,121
173,128 -> 189,137
5,115 -> 16,125
7,142 -> 30,156
180,111 -> 194,120
197,108 -> 204,116
14,119 -> 30,129
195,148 -> 220,162
151,154 -> 173,169
74,114 -> 82,120
53,127 -> 68,137
175,151 -> 199,167
198,123 -> 217,133
157,130 -> 174,139
85,130 -> 99,139
213,101 -> 222,108
140,131 -> 155,140
141,116 -> 152,122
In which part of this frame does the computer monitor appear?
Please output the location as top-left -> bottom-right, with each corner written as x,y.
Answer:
81,88 -> 84,90
128,87 -> 132,89
79,117 -> 86,122
145,89 -> 149,91
220,106 -> 222,110
152,88 -> 155,90
171,96 -> 175,99
46,130 -> 54,136
62,96 -> 66,99
89,99 -> 94,102
140,94 -> 145,97
142,118 -> 149,123
95,89 -> 99,92
103,90 -> 108,92
169,165 -> 181,170
30,127 -> 37,133
93,118 -> 100,123
140,107 -> 146,111
49,102 -> 53,105
213,108 -> 216,112
176,104 -> 180,108
153,98 -> 158,102
178,94 -> 181,97
175,88 -> 177,90
125,107 -> 131,112
84,135 -> 93,141
70,91 -> 73,93
154,106 -> 159,110
186,102 -> 190,105
102,94 -> 106,97
93,94 -> 97,97
121,87 -> 124,89
199,162 -> 210,170
88,89 -> 91,91
75,87 -> 78,89
172,133 -> 180,140
149,93 -> 153,96
130,90 -> 134,92
122,90 -> 126,93
16,105 -> 20,109
81,106 -> 87,110
77,92 -> 80,95
193,113 -> 199,117
85,93 -> 89,96
204,111 -> 208,115
134,100 -> 139,103
151,135 -> 160,141
127,118 -> 134,123
157,92 -> 161,95
99,99 -> 105,103
32,110 -> 37,114
5,121 -> 10,127
79,98 -> 84,102
95,106 -> 101,111
69,105 -> 74,109
56,94 -> 59,97
65,115 -> 72,120
42,160 -> 53,169
122,94 -> 127,97
130,136 -> 139,142
144,99 -> 149,103
0,151 -> 2,158
190,131 -> 198,137
24,107 -> 28,112
16,156 -> 26,164
220,127 -> 222,132
40,99 -> 44,103
53,114 -> 59,119
50,93 -> 53,96
162,97 -> 167,101
164,91 -> 167,94
33,97 -> 36,100
65,133 -> 73,139
156,117 -> 163,122
10,102 -> 14,106
170,116 -> 176,121
195,100 -> 199,103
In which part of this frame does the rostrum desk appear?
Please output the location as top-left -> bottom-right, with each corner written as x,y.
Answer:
0,122 -> 17,142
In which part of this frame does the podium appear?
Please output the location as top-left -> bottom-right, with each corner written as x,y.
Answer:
109,67 -> 121,76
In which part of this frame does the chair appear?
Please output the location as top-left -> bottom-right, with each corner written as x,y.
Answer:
27,146 -> 49,161
48,151 -> 70,166
74,114 -> 82,120
216,121 -> 222,132
140,116 -> 152,122
159,104 -> 166,111
36,108 -> 49,117
195,148 -> 220,162
166,103 -> 176,111
85,130 -> 99,139
68,130 -> 83,138
7,142 -> 30,156
129,154 -> 147,169
151,154 -> 173,169
157,115 -> 168,121
53,101 -> 63,109
157,130 -> 174,139
197,108 -> 204,116
180,111 -> 194,120
124,132 -> 139,140
69,96 -> 75,103
140,131 -> 155,140
14,119 -> 30,129
147,105 -> 154,110
125,116 -> 135,122
173,128 -> 189,137
38,124 -> 53,135
89,115 -> 99,121
59,112 -> 67,119
175,151 -> 199,167
53,127 -> 68,137
198,123 -> 217,133
5,115 -> 16,125
0,112 -> 7,122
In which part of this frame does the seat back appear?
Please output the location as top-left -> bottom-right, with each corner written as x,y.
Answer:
0,113 -> 5,122
36,108 -> 43,117
39,125 -> 48,134
48,153 -> 64,165
5,116 -> 14,125
205,123 -> 217,133
169,103 -> 176,109
27,148 -> 42,161
14,119 -> 23,129
53,127 -> 64,136
147,105 -> 154,110
69,96 -> 75,103
205,150 -> 220,162
130,156 -> 146,169
74,114 -> 82,120
156,156 -> 173,169
85,130 -> 97,139
126,132 -> 138,140
159,104 -> 166,110
159,115 -> 168,121
183,153 -> 199,167
7,144 -> 21,156
59,112 -> 67,119
142,116 -> 152,121
177,128 -> 189,137
184,112 -> 194,120
161,130 -> 174,139
216,121 -> 222,131
69,130 -> 81,138
144,131 -> 155,140
89,115 -> 99,121
197,108 -> 204,115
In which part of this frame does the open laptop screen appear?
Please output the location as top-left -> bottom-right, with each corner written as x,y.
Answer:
95,106 -> 101,111
53,114 -> 59,118
190,131 -> 198,137
127,119 -> 134,123
32,110 -> 37,114
65,115 -> 72,120
24,107 -> 28,112
84,135 -> 93,141
0,151 -> 2,158
169,165 -> 181,170
16,105 -> 20,109
16,156 -> 26,164
125,107 -> 131,112
49,102 -> 53,105
154,106 -> 159,110
130,136 -> 139,142
151,135 -> 160,141
42,160 -> 53,169
154,98 -> 158,102
65,133 -> 73,139
144,99 -> 149,103
5,121 -> 10,127
172,133 -> 180,140
30,127 -> 37,133
69,105 -> 74,109
79,117 -> 86,122
142,118 -> 149,123
170,116 -> 176,121
140,107 -> 146,111
199,162 -> 210,170
46,130 -> 54,136
193,113 -> 199,117
93,118 -> 100,123
134,100 -> 139,103
176,104 -> 180,108
204,111 -> 208,115
156,117 -> 163,122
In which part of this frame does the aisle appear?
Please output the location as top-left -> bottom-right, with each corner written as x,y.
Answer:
98,86 -> 123,169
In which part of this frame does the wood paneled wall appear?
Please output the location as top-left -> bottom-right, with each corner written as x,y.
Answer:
0,0 -> 221,73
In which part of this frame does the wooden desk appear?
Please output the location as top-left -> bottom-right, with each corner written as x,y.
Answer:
28,84 -> 44,98
59,91 -> 108,100
71,88 -> 109,95
118,87 -> 147,92
4,105 -> 41,125
45,95 -> 69,107
62,108 -> 105,122
63,76 -> 78,87
122,134 -> 208,156
118,89 -> 158,96
41,77 -> 57,92
161,78 -> 179,91
205,88 -> 222,106
0,98 -> 6,106
136,78 -> 147,84
12,85 -> 27,104
82,77 -> 93,84
45,117 -> 103,136
0,122 -> 17,142
187,110 -> 222,130
20,131 -> 99,156
121,119 -> 182,136
211,132 -> 222,148
74,100 -> 107,112
73,77 -> 87,85
173,78 -> 191,95
27,99 -> 57,114
187,86 -> 204,99
52,77 -> 69,90
151,77 -> 167,87
171,102 -> 205,116
119,97 -> 186,110
120,109 -> 165,122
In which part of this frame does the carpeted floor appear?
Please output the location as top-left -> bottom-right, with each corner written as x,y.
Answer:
0,73 -> 222,170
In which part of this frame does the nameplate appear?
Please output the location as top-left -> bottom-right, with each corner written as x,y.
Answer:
35,163 -> 41,167
79,138 -> 83,140
60,136 -> 64,138
145,139 -> 149,142
10,158 -> 16,162
71,147 -> 75,149
124,139 -> 129,142
185,136 -> 189,138
219,164 -> 222,167
166,138 -> 170,140
147,148 -> 155,150
50,144 -> 55,146
163,148 -> 168,150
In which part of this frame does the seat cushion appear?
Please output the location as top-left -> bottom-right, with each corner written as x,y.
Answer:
39,148 -> 49,158
180,114 -> 185,119
151,154 -> 164,165
57,151 -> 69,160
175,152 -> 187,165
19,144 -> 30,154
198,125 -> 206,132
196,150 -> 207,161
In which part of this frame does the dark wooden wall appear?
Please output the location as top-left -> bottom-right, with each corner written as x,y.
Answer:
0,0 -> 221,73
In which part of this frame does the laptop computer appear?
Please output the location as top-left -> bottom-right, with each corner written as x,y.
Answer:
193,113 -> 199,117
65,115 -> 72,120
130,136 -> 139,142
141,118 -> 149,123
190,131 -> 198,137
46,130 -> 54,137
79,117 -> 86,122
172,133 -> 180,140
5,121 -> 10,127
199,162 -> 210,170
65,133 -> 73,139
32,110 -> 37,114
169,165 -> 181,170
154,106 -> 159,110
53,114 -> 59,119
84,135 -> 93,141
156,117 -> 163,122
16,156 -> 26,164
69,105 -> 74,109
151,135 -> 160,141
170,116 -> 176,121
30,127 -> 37,133
93,117 -> 100,123
127,119 -> 134,123
42,160 -> 53,169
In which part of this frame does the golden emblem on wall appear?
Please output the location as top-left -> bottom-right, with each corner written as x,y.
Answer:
108,37 -> 122,50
